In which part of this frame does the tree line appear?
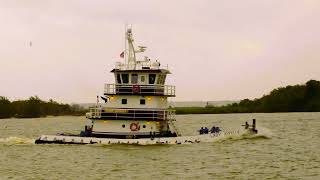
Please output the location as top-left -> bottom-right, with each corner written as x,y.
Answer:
1,80 -> 319,118
0,96 -> 86,118
175,80 -> 320,114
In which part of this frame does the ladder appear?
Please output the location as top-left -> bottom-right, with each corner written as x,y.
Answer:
168,119 -> 181,136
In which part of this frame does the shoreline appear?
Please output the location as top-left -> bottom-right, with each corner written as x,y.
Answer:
2,111 -> 320,119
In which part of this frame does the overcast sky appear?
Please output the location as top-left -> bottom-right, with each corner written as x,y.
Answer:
0,0 -> 320,103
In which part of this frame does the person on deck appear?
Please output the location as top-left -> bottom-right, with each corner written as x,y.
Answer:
199,127 -> 204,135
210,126 -> 216,133
245,121 -> 249,129
204,127 -> 209,134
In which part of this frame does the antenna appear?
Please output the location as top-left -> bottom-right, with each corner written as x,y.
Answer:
124,24 -> 127,65
126,24 -> 137,69
96,95 -> 99,107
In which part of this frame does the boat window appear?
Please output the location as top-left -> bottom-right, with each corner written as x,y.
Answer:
122,74 -> 129,84
140,99 -> 146,105
141,75 -> 145,82
143,125 -> 146,128
117,74 -> 121,84
158,75 -> 165,84
122,124 -> 125,128
121,99 -> 127,104
149,74 -> 156,84
157,75 -> 161,84
161,75 -> 166,84
131,74 -> 138,84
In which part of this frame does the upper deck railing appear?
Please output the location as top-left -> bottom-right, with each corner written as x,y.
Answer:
115,60 -> 169,71
86,107 -> 176,121
104,84 -> 175,97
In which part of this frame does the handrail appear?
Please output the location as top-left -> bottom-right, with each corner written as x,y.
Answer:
115,61 -> 168,71
104,84 -> 175,96
87,107 -> 176,121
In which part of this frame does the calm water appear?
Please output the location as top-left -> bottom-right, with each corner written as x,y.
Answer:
0,113 -> 319,179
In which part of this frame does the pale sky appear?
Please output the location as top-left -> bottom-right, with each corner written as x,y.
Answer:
0,0 -> 320,103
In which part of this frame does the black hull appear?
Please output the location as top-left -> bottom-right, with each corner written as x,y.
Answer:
35,131 -> 178,144
89,132 -> 178,139
35,139 -> 91,144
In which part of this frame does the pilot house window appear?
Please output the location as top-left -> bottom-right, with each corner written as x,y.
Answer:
149,74 -> 156,84
141,76 -> 145,82
117,74 -> 121,84
131,74 -> 138,84
122,74 -> 129,84
157,75 -> 163,84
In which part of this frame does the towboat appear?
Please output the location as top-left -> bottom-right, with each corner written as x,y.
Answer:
35,27 -> 258,145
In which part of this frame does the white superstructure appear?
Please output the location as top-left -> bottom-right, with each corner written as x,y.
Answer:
85,27 -> 179,139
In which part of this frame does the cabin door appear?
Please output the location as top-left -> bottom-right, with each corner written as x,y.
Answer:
139,74 -> 147,85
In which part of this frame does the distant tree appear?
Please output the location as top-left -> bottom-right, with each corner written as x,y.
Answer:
305,80 -> 320,111
175,80 -> 320,114
0,96 -> 12,118
1,96 -> 87,118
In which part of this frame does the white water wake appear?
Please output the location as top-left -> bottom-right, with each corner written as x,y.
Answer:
0,137 -> 35,145
0,127 -> 272,146
216,127 -> 273,142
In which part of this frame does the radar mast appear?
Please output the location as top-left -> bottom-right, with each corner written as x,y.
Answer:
125,26 -> 147,69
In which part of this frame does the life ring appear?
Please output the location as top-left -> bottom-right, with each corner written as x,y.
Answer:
130,123 -> 140,131
132,85 -> 140,93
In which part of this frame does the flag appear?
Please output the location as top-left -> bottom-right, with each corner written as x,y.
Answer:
120,51 -> 124,58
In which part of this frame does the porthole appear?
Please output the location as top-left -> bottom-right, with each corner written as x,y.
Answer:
143,125 -> 146,128
122,124 -> 125,128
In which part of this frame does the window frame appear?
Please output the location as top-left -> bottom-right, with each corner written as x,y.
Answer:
161,75 -> 166,84
117,74 -> 122,84
149,74 -> 156,84
140,75 -> 145,83
121,74 -> 129,84
131,74 -> 138,84
140,99 -> 146,105
121,99 -> 127,104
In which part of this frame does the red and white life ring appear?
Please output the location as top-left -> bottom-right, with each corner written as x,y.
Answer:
130,123 -> 140,131
132,85 -> 140,93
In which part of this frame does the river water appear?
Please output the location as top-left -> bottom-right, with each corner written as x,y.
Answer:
0,113 -> 319,179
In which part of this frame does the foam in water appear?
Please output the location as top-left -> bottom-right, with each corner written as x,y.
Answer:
245,127 -> 272,139
0,137 -> 35,145
253,127 -> 273,138
214,127 -> 272,143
